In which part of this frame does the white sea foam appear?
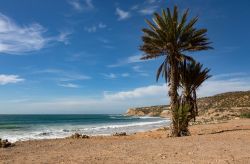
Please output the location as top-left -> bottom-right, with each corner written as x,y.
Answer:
0,117 -> 171,142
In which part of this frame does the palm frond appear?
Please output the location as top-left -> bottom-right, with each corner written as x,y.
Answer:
140,6 -> 212,83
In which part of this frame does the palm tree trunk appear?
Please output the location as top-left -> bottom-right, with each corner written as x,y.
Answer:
169,56 -> 180,137
180,89 -> 192,136
183,95 -> 192,136
194,91 -> 198,117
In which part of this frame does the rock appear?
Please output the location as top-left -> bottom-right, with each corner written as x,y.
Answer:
126,109 -> 145,116
113,132 -> 127,136
147,112 -> 156,117
68,133 -> 90,139
0,138 -> 13,148
81,134 -> 90,139
73,133 -> 81,138
160,110 -> 171,118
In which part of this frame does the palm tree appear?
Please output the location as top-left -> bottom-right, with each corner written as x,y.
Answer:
140,6 -> 212,136
179,61 -> 211,135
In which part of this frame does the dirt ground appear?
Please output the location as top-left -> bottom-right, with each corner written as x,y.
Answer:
0,119 -> 250,164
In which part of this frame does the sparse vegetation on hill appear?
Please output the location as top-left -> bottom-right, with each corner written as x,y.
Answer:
240,112 -> 250,118
198,91 -> 250,110
126,91 -> 250,123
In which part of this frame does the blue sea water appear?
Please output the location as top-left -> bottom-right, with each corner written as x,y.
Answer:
0,114 -> 170,142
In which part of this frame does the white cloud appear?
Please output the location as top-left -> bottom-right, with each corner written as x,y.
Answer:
55,31 -> 72,45
104,84 -> 167,101
33,69 -> 62,74
97,37 -> 114,49
103,73 -> 250,102
127,55 -> 142,63
82,0 -> 94,9
147,0 -> 156,4
102,72 -> 130,79
0,84 -> 168,114
98,22 -> 107,29
132,65 -> 149,77
121,73 -> 130,77
6,98 -> 30,103
2,73 -> 250,114
102,73 -> 131,79
68,0 -> 82,11
0,74 -> 24,85
68,0 -> 94,12
59,73 -> 90,81
84,26 -> 97,33
139,6 -> 158,15
84,22 -> 107,33
0,13 -> 70,55
33,69 -> 91,81
102,73 -> 117,79
130,0 -> 159,16
197,75 -> 250,97
116,8 -> 130,20
107,54 -> 150,77
98,38 -> 109,44
132,65 -> 142,72
212,72 -> 247,79
131,5 -> 139,10
58,83 -> 80,88
108,54 -> 143,67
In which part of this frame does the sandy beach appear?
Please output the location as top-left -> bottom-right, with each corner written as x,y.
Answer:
0,119 -> 250,164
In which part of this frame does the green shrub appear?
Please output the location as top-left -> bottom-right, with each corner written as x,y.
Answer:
240,112 -> 250,118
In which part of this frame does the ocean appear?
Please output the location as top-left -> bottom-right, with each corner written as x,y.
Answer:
0,114 -> 170,142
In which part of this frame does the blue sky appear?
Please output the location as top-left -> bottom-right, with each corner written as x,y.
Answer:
0,0 -> 250,114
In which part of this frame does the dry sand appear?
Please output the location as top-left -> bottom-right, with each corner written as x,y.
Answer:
0,119 -> 250,164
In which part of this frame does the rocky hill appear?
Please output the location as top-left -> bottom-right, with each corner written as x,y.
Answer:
126,105 -> 170,117
197,91 -> 250,111
126,91 -> 250,123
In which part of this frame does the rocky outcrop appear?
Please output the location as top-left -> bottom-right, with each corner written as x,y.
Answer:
160,110 -> 171,118
126,105 -> 171,118
126,109 -> 146,116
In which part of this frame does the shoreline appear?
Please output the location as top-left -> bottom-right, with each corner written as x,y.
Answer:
6,118 -> 247,143
0,116 -> 243,144
2,125 -> 170,144
0,115 -> 171,143
1,118 -> 250,163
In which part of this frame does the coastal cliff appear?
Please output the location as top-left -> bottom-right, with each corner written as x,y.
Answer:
126,91 -> 250,123
126,105 -> 171,118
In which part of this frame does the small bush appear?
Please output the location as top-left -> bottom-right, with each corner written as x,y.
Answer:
240,112 -> 250,118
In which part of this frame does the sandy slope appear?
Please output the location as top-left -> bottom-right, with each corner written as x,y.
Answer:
0,119 -> 250,164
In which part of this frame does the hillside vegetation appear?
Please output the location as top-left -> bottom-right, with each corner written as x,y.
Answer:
198,91 -> 250,110
126,91 -> 250,124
